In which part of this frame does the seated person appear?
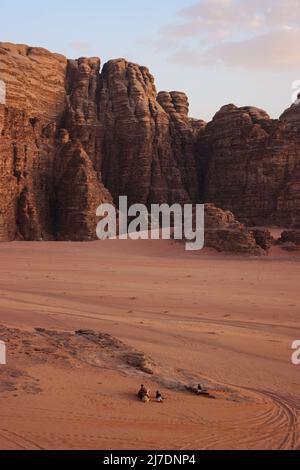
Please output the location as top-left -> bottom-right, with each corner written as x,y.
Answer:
138,384 -> 149,400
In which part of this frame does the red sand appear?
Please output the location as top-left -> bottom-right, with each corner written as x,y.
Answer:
0,240 -> 299,450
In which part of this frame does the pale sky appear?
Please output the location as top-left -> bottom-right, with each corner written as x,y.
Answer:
1,0 -> 300,121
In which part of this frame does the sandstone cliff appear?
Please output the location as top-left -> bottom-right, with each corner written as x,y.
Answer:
0,43 -> 203,241
0,42 -> 67,121
97,60 -> 200,206
280,94 -> 300,130
200,104 -> 300,227
0,43 -> 113,241
1,41 -> 300,245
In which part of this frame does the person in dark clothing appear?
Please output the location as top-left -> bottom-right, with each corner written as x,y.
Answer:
138,384 -> 149,400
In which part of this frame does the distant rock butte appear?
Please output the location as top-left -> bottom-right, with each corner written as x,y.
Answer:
1,42 -> 300,251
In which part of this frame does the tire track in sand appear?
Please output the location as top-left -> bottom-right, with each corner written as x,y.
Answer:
242,388 -> 300,450
0,428 -> 45,450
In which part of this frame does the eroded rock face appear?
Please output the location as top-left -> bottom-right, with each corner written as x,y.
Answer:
200,104 -> 300,227
0,45 -> 113,241
0,103 -> 112,241
0,105 -> 55,241
0,45 -> 204,241
280,95 -> 300,130
53,139 -> 112,241
65,57 -> 202,207
251,229 -> 274,251
278,230 -> 300,245
204,204 -> 264,255
1,41 -> 300,243
0,42 -> 69,241
98,60 -> 200,206
0,43 -> 67,121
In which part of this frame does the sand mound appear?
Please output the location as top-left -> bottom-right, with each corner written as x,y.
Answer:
0,325 -> 157,382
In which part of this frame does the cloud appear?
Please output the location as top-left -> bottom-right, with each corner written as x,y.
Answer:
212,30 -> 300,69
168,29 -> 300,70
156,0 -> 300,70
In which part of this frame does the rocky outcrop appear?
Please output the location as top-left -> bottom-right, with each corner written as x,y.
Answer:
1,41 -> 300,243
3,48 -> 207,240
53,139 -> 112,241
204,204 -> 264,255
251,229 -> 274,251
0,45 -> 113,241
0,44 -> 205,241
0,43 -> 67,121
65,57 -> 202,207
280,95 -> 300,130
97,60 -> 200,206
0,103 -> 111,241
277,230 -> 300,251
278,230 -> 300,245
0,42 -> 69,241
200,104 -> 300,227
0,105 -> 53,241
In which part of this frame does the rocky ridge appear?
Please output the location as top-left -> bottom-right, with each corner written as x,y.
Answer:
1,42 -> 300,251
200,104 -> 300,227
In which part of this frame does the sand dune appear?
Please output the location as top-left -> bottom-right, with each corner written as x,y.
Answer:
0,239 -> 299,450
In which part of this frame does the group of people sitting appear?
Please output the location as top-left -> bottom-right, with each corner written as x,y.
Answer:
138,383 -> 208,403
138,385 -> 164,403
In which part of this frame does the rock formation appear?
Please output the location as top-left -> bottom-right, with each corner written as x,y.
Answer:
97,61 -> 200,206
200,104 -> 300,227
204,204 -> 264,255
1,41 -> 300,247
251,229 -> 274,251
279,230 -> 300,245
0,42 -> 67,121
0,44 -> 202,241
280,94 -> 300,130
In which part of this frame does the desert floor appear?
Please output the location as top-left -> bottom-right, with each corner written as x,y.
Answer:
0,239 -> 299,450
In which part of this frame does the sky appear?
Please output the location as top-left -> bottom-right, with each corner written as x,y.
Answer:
1,0 -> 300,121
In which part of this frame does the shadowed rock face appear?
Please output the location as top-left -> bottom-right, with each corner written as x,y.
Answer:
0,106 -> 56,241
53,139 -> 112,241
278,230 -> 300,245
200,104 -> 300,227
